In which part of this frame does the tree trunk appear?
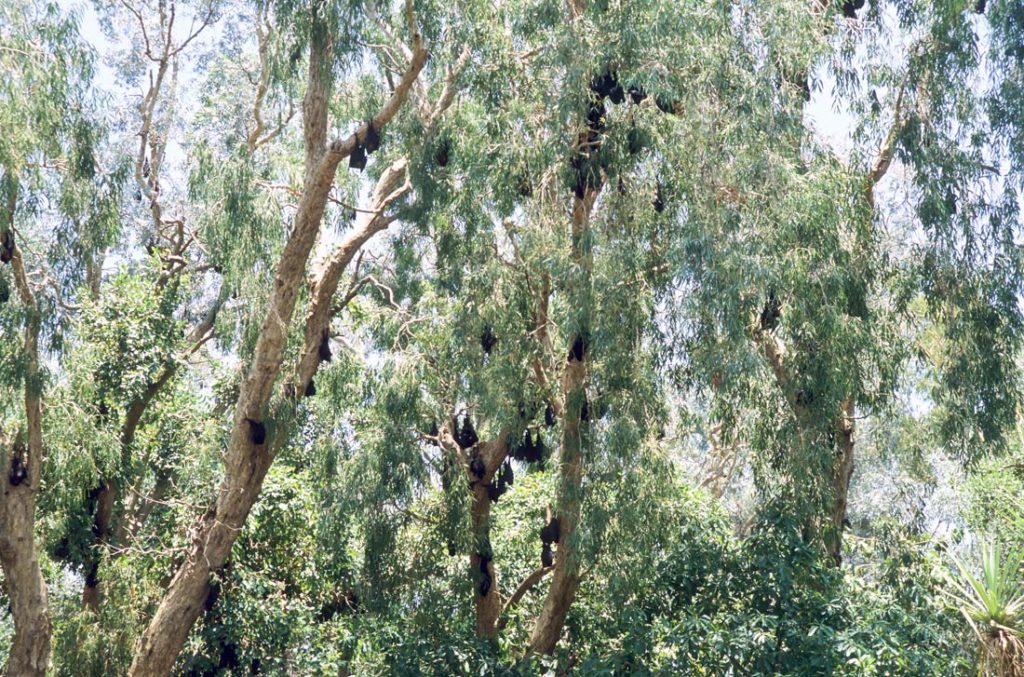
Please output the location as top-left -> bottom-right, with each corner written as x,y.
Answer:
0,224 -> 52,676
452,432 -> 508,638
0,478 -> 51,677
82,479 -> 115,611
471,481 -> 502,637
527,0 -> 598,639
83,356 -> 188,611
127,16 -> 426,674
528,359 -> 585,654
528,175 -> 597,655
827,400 -> 855,565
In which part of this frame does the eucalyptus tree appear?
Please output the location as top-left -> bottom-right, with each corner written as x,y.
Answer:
0,2 -> 120,673
114,0 -> 432,671
339,0 -> 871,658
5,0 -> 448,673
675,0 -> 1024,570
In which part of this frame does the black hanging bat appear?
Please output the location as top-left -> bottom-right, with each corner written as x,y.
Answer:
459,415 -> 479,449
478,553 -> 493,596
8,455 -> 27,486
540,517 -> 561,544
318,328 -> 332,363
587,100 -> 607,135
842,0 -> 865,18
204,581 -> 221,610
247,418 -> 267,445
653,182 -> 666,213
568,333 -> 588,362
517,175 -> 533,197
760,290 -> 782,331
435,138 -> 449,167
541,542 -> 553,568
349,145 -> 368,170
480,326 -> 497,355
470,454 -> 486,480
590,66 -> 624,104
0,230 -> 14,264
545,402 -> 556,428
363,121 -> 381,154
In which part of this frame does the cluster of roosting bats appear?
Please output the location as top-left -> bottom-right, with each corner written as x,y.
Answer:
422,321 -> 608,589
573,64 -> 682,215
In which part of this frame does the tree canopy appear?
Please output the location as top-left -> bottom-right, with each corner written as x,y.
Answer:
1,0 -> 1023,675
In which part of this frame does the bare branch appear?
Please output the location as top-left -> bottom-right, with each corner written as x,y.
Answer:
866,81 -> 907,207
496,566 -> 553,631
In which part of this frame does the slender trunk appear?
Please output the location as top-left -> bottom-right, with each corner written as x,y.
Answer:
827,400 -> 855,565
83,357 -> 182,611
0,474 -> 51,677
471,482 -> 501,637
528,359 -> 586,654
528,177 -> 596,654
0,207 -> 52,676
128,37 -> 336,676
528,0 -> 597,642
82,480 -> 116,611
455,434 -> 508,638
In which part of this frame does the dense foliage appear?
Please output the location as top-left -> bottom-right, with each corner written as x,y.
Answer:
1,0 -> 1023,675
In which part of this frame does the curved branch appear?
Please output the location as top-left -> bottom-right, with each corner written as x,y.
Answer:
496,566 -> 553,631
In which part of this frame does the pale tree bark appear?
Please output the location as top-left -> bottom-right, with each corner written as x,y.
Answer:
127,8 -> 427,673
0,186 -> 52,677
699,419 -> 743,499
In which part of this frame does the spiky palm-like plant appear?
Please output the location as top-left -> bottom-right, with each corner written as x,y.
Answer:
947,541 -> 1024,677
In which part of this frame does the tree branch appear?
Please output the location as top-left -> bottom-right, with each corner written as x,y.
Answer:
496,566 -> 553,631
